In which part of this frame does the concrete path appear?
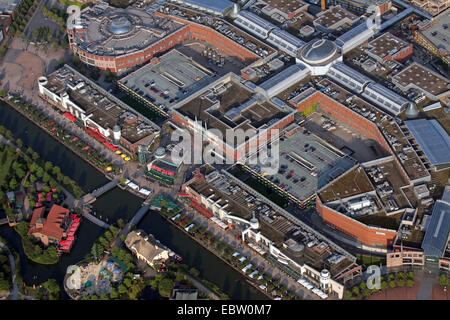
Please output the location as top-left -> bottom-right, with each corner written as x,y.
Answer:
416,273 -> 437,300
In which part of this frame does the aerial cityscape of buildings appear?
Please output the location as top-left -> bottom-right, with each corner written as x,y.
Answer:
0,0 -> 449,304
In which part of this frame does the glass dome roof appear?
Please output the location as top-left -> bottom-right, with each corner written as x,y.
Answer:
300,39 -> 337,64
109,16 -> 132,35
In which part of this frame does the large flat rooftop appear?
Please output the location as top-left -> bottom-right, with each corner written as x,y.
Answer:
0,0 -> 19,13
160,3 -> 277,59
318,166 -> 374,203
249,127 -> 356,202
44,65 -> 155,144
72,4 -> 185,57
119,49 -> 217,110
393,62 -> 449,97
189,166 -> 355,276
381,120 -> 430,181
175,74 -> 293,147
418,9 -> 450,59
367,32 -> 410,60
365,160 -> 411,210
259,0 -> 308,15
313,5 -> 359,30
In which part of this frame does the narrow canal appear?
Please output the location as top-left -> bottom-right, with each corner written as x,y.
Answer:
0,102 -> 267,300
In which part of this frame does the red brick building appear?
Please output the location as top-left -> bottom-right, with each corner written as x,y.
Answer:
28,205 -> 70,246
68,9 -> 262,73
290,90 -> 392,155
316,196 -> 398,247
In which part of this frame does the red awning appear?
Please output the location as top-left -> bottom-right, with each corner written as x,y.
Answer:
63,112 -> 76,122
85,127 -> 106,143
103,142 -> 118,151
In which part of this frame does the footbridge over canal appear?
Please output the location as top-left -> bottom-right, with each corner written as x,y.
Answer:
81,179 -> 121,204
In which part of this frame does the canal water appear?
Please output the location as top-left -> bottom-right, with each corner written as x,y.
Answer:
0,102 -> 267,300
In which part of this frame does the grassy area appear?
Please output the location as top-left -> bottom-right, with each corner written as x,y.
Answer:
318,167 -> 373,203
120,94 -> 165,123
356,254 -> 386,266
57,0 -> 83,7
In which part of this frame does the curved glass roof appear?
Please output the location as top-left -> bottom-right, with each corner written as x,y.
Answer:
109,16 -> 132,35
300,39 -> 337,64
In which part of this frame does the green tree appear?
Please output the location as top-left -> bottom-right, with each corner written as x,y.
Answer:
439,274 -> 448,287
52,166 -> 61,176
118,284 -> 127,295
117,218 -> 125,229
406,279 -> 414,288
15,138 -> 23,149
9,177 -> 18,190
123,278 -> 132,288
36,167 -> 44,178
15,167 -> 26,179
389,280 -> 396,289
158,278 -> 174,298
360,281 -> 366,290
43,279 -> 60,300
352,286 -> 359,297
44,161 -> 53,172
109,288 -> 118,299
189,267 -> 200,278
100,293 -> 109,300
104,230 -> 113,243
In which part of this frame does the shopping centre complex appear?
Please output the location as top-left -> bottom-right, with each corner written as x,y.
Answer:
33,0 -> 449,299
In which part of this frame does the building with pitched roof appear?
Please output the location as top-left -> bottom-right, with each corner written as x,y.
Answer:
125,230 -> 171,268
28,205 -> 73,246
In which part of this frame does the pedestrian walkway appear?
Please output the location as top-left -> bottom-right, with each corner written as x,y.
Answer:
182,202 -> 319,300
80,209 -> 111,229
416,273 -> 437,300
81,179 -> 121,204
